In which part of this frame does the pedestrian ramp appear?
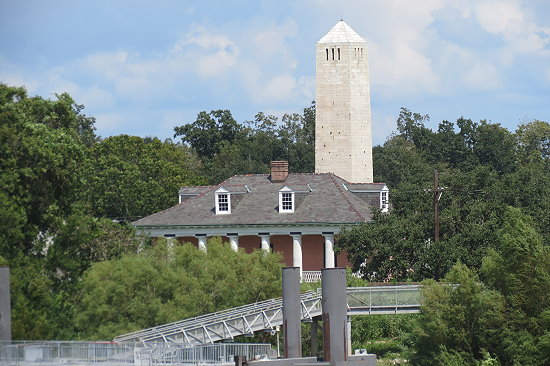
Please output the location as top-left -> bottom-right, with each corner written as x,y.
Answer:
114,285 -> 421,344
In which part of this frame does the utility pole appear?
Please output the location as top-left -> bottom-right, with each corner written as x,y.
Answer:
433,171 -> 440,242
432,170 -> 445,242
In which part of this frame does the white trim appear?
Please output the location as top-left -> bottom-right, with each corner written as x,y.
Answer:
279,186 -> 295,213
136,224 -> 349,238
179,193 -> 198,203
291,234 -> 303,276
228,235 -> 239,252
323,234 -> 335,268
215,187 -> 231,214
380,189 -> 389,213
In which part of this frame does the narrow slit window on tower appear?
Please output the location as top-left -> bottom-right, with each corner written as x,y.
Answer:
361,48 -> 363,59
331,48 -> 335,60
338,48 -> 340,60
326,49 -> 329,60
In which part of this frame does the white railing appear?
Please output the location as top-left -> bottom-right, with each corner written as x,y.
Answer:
0,341 -> 275,365
302,271 -> 322,283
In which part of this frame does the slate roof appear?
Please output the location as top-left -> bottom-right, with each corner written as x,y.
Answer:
318,20 -> 366,44
133,173 -> 385,228
347,183 -> 388,191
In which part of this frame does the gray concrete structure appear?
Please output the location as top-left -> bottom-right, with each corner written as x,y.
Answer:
282,267 -> 302,359
315,21 -> 373,183
321,268 -> 348,362
248,267 -> 376,366
0,266 -> 11,341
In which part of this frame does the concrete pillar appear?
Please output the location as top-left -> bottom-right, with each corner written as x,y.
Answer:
323,233 -> 335,268
196,235 -> 207,252
0,266 -> 11,341
227,234 -> 239,252
165,236 -> 176,258
291,233 -> 303,277
282,267 -> 302,359
322,268 -> 347,362
346,316 -> 352,357
259,234 -> 271,253
310,320 -> 319,357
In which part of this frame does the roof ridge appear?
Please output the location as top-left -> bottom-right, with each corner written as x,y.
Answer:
132,201 -> 183,225
329,173 -> 366,221
181,174 -> 238,206
179,185 -> 215,189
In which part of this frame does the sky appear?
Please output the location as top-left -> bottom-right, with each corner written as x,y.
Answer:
1,0 -> 549,145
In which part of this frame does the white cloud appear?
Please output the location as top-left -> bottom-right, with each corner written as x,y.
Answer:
473,0 -> 550,53
437,43 -> 502,91
372,112 -> 398,145
369,41 -> 440,96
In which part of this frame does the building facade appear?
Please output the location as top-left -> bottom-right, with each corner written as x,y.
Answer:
133,21 -> 386,280
133,162 -> 388,279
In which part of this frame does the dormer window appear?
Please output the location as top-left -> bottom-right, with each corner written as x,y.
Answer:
279,186 -> 294,213
215,187 -> 231,214
381,190 -> 389,213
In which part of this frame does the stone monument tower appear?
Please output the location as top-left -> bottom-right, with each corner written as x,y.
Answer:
315,20 -> 373,183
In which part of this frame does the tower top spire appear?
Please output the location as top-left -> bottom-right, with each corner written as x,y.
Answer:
317,20 -> 366,44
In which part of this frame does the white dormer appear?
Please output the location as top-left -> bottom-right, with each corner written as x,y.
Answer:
279,186 -> 294,213
380,186 -> 389,213
215,187 -> 231,214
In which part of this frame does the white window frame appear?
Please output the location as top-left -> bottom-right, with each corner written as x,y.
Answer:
279,186 -> 295,213
215,187 -> 231,214
380,189 -> 389,213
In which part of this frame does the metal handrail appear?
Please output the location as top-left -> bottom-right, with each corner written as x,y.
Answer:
115,285 -> 422,344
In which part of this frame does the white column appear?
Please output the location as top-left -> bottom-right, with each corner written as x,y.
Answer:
166,237 -> 176,259
260,235 -> 271,252
291,234 -> 303,277
323,233 -> 335,268
197,236 -> 207,252
228,235 -> 239,252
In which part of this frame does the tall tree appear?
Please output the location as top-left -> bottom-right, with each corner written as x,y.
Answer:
0,84 -> 92,257
84,135 -> 205,221
174,110 -> 244,159
75,238 -> 282,340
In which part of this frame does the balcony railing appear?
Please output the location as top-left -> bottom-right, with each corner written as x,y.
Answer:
302,271 -> 322,283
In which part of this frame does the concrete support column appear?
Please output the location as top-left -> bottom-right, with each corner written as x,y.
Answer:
282,267 -> 302,359
196,235 -> 207,252
227,234 -> 239,252
323,232 -> 335,268
322,268 -> 348,362
0,266 -> 11,341
346,316 -> 352,357
259,234 -> 271,253
310,320 -> 319,357
291,233 -> 303,277
164,235 -> 176,258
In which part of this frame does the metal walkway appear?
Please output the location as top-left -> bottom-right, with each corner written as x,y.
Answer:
114,285 -> 421,344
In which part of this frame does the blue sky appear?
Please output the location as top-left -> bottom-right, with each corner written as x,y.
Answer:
1,0 -> 549,145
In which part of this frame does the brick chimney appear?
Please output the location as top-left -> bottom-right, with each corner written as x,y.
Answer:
270,161 -> 289,183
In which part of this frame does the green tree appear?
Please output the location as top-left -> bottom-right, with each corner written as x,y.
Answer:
411,207 -> 550,366
474,122 -> 517,174
84,135 -> 205,220
174,109 -> 244,159
515,119 -> 550,162
480,207 -> 550,365
0,84 -> 91,257
411,264 -> 505,366
75,238 -> 282,340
